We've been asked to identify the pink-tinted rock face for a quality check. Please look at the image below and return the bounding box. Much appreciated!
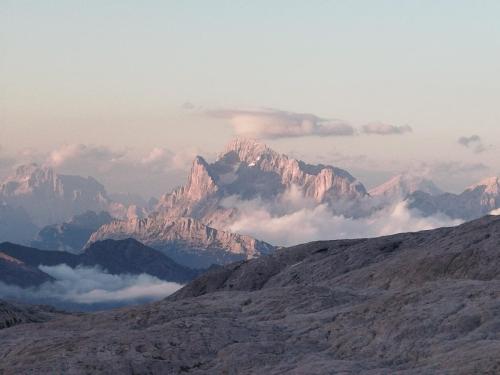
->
[0,164,145,228]
[0,164,113,226]
[156,138,368,227]
[87,215,274,267]
[369,173,443,200]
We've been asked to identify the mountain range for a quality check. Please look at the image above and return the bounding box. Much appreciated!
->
[0,163,151,231]
[87,138,369,266]
[2,139,500,270]
[0,164,113,227]
[88,215,275,268]
[408,176,500,220]
[3,216,500,373]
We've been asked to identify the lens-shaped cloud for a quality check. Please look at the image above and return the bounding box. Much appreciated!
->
[207,108,355,139]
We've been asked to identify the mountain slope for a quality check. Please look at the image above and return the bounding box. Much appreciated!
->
[87,215,275,268]
[3,216,500,373]
[0,252,54,287]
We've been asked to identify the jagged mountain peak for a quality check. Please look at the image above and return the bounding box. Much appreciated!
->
[0,163,124,227]
[3,164,56,191]
[220,138,278,164]
[220,138,361,181]
[156,138,368,226]
[2,163,104,194]
[370,173,443,198]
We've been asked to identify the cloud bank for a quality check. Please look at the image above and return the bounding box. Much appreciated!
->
[224,187,461,247]
[0,264,182,308]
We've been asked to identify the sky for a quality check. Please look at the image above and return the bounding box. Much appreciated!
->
[1,1,500,197]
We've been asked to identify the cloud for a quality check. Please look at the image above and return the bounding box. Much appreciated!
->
[205,106,413,139]
[140,146,199,171]
[141,147,169,165]
[222,186,461,247]
[48,144,126,169]
[362,123,412,135]
[207,108,355,139]
[0,264,182,308]
[458,135,487,154]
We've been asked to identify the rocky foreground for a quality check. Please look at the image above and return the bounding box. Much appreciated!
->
[3,216,500,374]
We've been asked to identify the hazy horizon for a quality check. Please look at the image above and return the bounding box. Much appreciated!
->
[2,1,500,197]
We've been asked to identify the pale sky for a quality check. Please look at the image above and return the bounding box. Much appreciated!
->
[1,1,499,196]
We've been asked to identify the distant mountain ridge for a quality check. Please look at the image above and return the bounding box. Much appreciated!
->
[408,176,500,220]
[0,251,54,287]
[0,164,112,226]
[0,239,199,286]
[88,215,275,269]
[0,163,149,230]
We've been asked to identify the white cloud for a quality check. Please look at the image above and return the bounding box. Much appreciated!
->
[140,146,201,171]
[48,144,125,169]
[0,264,182,305]
[207,108,355,139]
[141,147,170,165]
[205,107,414,139]
[225,187,461,246]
